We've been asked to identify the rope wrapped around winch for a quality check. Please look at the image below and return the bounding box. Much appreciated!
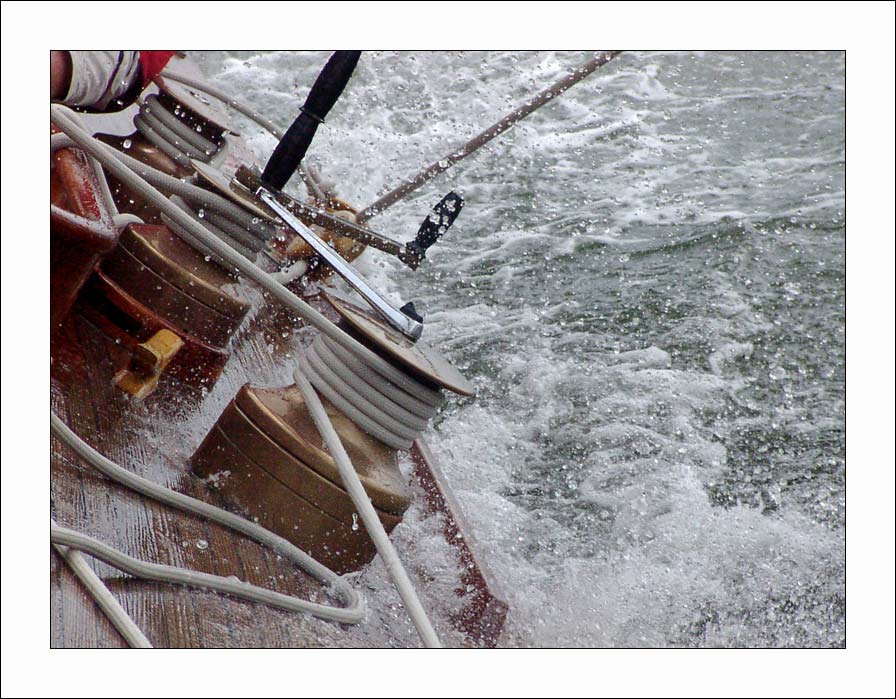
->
[300,332,443,451]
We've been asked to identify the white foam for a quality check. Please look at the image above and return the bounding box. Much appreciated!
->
[183,50,845,647]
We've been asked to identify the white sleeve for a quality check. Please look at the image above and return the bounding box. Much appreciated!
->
[62,51,141,110]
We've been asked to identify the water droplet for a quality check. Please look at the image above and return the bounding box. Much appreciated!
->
[351,513,359,531]
[122,139,132,150]
[196,539,209,550]
[769,366,787,381]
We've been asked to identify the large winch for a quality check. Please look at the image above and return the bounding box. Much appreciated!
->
[193,290,475,573]
[182,50,474,572]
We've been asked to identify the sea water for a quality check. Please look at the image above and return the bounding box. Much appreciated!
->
[192,50,845,647]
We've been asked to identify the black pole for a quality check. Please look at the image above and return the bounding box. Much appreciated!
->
[261,50,361,191]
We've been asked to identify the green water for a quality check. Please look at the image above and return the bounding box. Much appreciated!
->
[196,50,845,647]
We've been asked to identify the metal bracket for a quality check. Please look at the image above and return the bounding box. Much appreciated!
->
[233,166,425,269]
[256,187,424,341]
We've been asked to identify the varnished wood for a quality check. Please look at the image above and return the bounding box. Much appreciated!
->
[51,310,365,647]
[50,145,120,340]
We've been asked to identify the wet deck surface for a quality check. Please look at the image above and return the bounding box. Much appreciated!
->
[50,279,508,649]
[50,298,376,648]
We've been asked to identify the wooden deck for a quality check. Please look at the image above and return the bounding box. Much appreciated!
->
[51,288,507,648]
[52,296,354,647]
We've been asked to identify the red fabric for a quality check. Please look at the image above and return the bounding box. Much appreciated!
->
[138,51,177,87]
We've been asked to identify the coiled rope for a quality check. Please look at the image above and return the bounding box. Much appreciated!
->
[159,69,327,201]
[135,94,219,165]
[51,104,442,647]
[299,332,444,451]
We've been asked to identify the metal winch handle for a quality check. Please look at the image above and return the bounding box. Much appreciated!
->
[257,187,425,341]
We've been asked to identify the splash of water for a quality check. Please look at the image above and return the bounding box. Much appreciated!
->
[190,50,844,647]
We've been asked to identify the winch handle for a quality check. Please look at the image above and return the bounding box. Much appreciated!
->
[261,50,361,191]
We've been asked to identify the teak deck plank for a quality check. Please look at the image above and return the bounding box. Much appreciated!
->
[50,298,359,648]
[51,283,508,648]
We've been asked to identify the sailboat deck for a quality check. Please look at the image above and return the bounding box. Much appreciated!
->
[50,293,508,648]
[51,302,371,648]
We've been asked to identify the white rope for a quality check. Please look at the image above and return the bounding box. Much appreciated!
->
[112,213,144,228]
[315,334,440,419]
[133,113,193,166]
[51,413,366,629]
[133,94,216,163]
[52,537,153,648]
[297,352,412,451]
[142,93,219,155]
[292,370,442,647]
[51,522,361,622]
[270,258,309,284]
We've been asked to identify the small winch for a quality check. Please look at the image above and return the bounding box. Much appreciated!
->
[70,61,255,393]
